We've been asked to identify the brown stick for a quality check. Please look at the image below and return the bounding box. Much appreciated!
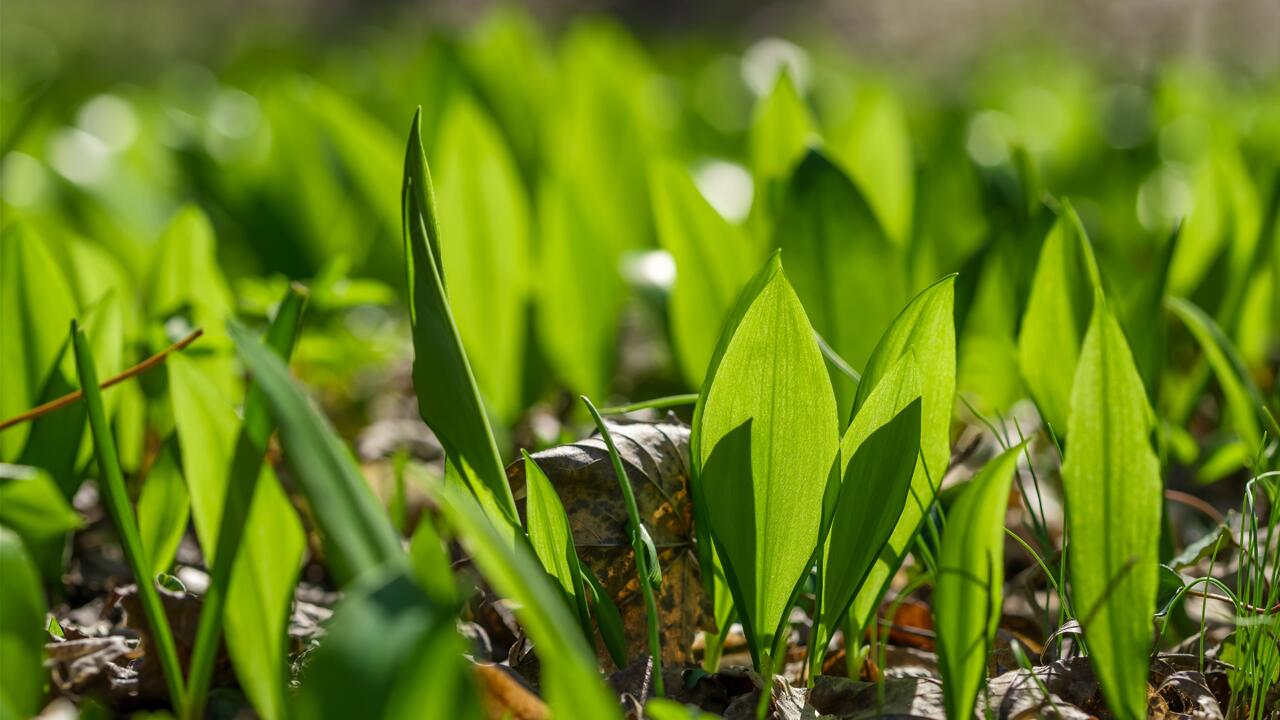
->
[0,328,204,431]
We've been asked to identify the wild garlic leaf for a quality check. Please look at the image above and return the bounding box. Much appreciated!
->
[649,158,756,388]
[0,221,79,461]
[812,356,922,673]
[522,450,592,638]
[0,463,83,582]
[228,320,402,582]
[934,443,1024,720]
[775,149,907,416]
[401,109,519,528]
[749,70,816,188]
[432,480,620,719]
[847,275,956,633]
[0,528,47,720]
[1018,201,1103,436]
[832,85,914,246]
[168,353,305,720]
[533,171,624,401]
[1062,296,1161,720]
[434,97,530,423]
[135,440,189,578]
[408,515,459,607]
[1168,295,1279,454]
[695,251,838,667]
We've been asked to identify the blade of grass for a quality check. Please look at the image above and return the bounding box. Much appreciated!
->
[185,285,308,720]
[582,395,665,696]
[72,321,187,713]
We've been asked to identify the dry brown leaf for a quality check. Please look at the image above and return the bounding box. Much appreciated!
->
[473,661,549,720]
[507,416,708,668]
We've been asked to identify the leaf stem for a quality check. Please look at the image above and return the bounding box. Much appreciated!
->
[0,328,204,431]
[581,395,665,698]
[597,393,698,416]
[73,321,187,713]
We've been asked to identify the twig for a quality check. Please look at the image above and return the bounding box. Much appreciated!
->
[0,329,204,431]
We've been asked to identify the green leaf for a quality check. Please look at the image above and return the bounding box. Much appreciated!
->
[433,97,530,423]
[401,109,519,528]
[522,450,592,639]
[533,170,624,400]
[1018,201,1103,435]
[1168,295,1279,454]
[431,480,619,719]
[294,566,479,720]
[228,320,402,583]
[135,440,189,578]
[774,150,907,416]
[812,359,922,673]
[0,221,79,461]
[168,352,305,720]
[72,322,187,712]
[0,463,82,581]
[749,70,816,187]
[847,275,957,632]
[408,515,459,607]
[832,85,914,245]
[649,158,756,388]
[695,251,838,668]
[582,564,628,668]
[1062,296,1162,720]
[934,443,1024,720]
[0,527,47,720]
[1122,227,1178,402]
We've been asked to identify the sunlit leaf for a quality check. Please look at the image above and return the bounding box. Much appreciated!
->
[649,158,756,388]
[401,109,519,528]
[775,149,907,415]
[934,443,1024,720]
[433,96,530,423]
[522,450,592,640]
[749,70,816,187]
[1018,201,1103,435]
[847,275,956,632]
[694,251,837,668]
[0,463,82,582]
[1062,296,1161,720]
[832,84,914,245]
[134,440,188,578]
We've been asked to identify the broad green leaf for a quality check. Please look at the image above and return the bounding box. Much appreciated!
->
[401,109,518,528]
[1018,202,1103,435]
[832,85,914,245]
[0,527,46,720]
[431,480,620,719]
[0,463,82,582]
[1062,297,1161,720]
[72,323,187,712]
[848,275,956,633]
[433,97,530,423]
[934,443,1024,720]
[749,70,816,186]
[294,566,479,720]
[228,320,402,580]
[533,171,624,401]
[168,354,304,720]
[0,221,78,460]
[695,252,838,667]
[135,441,189,578]
[775,150,906,416]
[812,358,922,673]
[1168,296,1279,454]
[649,158,756,388]
[523,451,591,636]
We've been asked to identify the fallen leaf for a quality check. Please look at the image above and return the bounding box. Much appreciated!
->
[507,416,708,668]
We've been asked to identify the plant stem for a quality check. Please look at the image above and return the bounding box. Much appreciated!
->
[0,328,204,431]
[582,395,665,698]
[73,321,188,714]
[598,393,698,416]
[184,286,307,720]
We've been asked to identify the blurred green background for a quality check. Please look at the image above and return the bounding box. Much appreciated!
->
[3,0,1277,464]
